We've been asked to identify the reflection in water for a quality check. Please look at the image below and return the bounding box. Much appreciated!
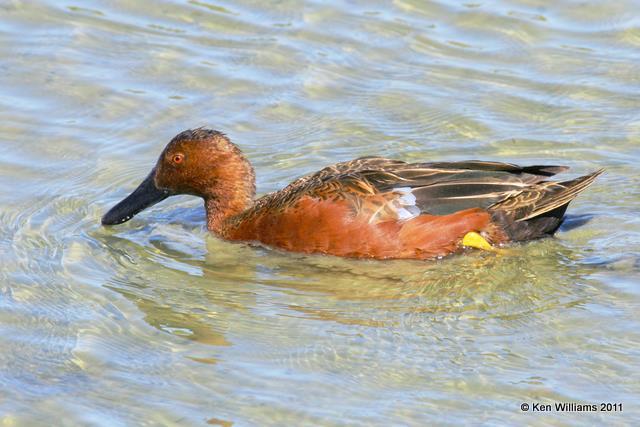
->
[106,285,231,347]
[102,219,600,350]
[206,417,234,427]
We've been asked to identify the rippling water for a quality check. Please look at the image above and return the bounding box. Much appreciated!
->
[1,0,639,425]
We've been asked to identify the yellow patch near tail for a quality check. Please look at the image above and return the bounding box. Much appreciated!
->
[462,231,506,254]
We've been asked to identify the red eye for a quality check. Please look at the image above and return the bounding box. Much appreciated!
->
[172,153,184,164]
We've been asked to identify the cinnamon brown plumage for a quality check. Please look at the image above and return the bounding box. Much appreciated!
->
[102,128,603,260]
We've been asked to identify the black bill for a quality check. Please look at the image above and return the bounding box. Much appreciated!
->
[101,170,170,225]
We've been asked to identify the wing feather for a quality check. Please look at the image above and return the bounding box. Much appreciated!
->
[246,158,579,222]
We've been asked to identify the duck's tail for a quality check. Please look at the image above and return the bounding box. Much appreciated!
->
[489,169,604,241]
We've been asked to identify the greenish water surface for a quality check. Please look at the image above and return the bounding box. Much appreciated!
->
[1,0,639,425]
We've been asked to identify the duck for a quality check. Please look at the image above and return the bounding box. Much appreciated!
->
[102,128,603,260]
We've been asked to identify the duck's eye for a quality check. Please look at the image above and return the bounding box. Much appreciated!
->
[172,153,184,164]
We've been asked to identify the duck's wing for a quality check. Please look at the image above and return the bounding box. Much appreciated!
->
[265,158,571,222]
[333,159,570,217]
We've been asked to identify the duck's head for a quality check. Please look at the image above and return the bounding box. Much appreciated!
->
[102,128,255,228]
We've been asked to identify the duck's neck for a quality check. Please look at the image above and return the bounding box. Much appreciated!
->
[203,155,256,235]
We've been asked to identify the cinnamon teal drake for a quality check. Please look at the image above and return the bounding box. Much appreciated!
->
[102,128,603,260]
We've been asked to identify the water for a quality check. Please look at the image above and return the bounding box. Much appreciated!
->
[1,0,639,425]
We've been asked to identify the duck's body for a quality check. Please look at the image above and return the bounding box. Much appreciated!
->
[102,129,602,260]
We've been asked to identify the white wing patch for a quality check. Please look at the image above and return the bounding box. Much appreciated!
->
[392,187,421,220]
[366,187,421,224]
